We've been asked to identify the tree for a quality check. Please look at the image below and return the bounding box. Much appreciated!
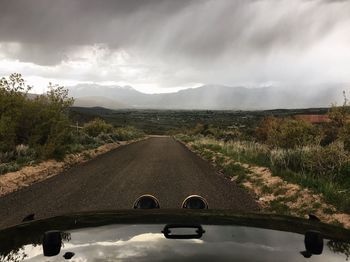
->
[0,73,32,152]
[0,73,75,160]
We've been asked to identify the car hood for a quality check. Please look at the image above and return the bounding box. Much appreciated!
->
[0,210,349,261]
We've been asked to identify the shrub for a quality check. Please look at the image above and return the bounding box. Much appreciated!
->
[82,119,114,137]
[14,144,36,165]
[174,134,194,143]
[96,133,115,144]
[270,147,312,174]
[340,123,350,151]
[306,142,349,182]
[75,132,96,145]
[0,162,20,174]
[328,91,349,128]
[269,142,349,183]
[113,127,144,141]
[15,144,30,157]
[322,92,350,146]
[0,151,15,163]
[256,117,319,149]
[67,143,85,154]
[191,137,270,167]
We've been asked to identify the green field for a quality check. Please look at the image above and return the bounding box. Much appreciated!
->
[69,106,329,135]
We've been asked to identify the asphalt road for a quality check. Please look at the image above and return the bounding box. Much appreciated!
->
[0,137,259,229]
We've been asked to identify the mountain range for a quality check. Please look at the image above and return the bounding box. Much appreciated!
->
[68,84,350,110]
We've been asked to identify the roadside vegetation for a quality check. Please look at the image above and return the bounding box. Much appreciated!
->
[176,94,350,225]
[0,73,144,175]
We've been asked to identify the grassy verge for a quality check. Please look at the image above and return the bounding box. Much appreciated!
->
[274,169,350,213]
[0,126,145,176]
[176,134,350,221]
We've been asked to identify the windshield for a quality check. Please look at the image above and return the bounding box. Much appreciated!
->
[0,0,349,251]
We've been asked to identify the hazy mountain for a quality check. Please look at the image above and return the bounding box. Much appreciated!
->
[68,84,152,107]
[68,84,350,110]
[73,96,128,109]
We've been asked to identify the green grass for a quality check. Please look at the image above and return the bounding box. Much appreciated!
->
[200,149,215,159]
[268,199,290,215]
[273,169,350,213]
[0,162,20,174]
[222,162,249,176]
[227,148,269,167]
[261,184,274,194]
[313,202,322,209]
[0,155,41,175]
[0,128,143,176]
[181,136,350,214]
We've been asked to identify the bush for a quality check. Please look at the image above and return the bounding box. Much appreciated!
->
[96,133,115,144]
[0,162,20,175]
[174,134,194,143]
[190,137,270,167]
[113,127,144,141]
[270,147,315,174]
[82,119,114,137]
[0,151,15,163]
[341,123,350,151]
[269,142,349,183]
[256,117,319,149]
[67,143,85,154]
[322,92,350,146]
[75,132,96,145]
[305,142,349,181]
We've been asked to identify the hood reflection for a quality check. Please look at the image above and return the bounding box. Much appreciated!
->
[3,225,349,262]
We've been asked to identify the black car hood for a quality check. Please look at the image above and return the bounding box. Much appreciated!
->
[0,210,349,261]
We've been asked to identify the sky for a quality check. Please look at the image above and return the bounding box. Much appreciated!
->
[0,0,349,94]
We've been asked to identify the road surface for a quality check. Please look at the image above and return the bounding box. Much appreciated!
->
[0,137,259,229]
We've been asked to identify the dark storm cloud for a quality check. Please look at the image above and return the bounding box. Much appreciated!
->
[0,0,349,93]
[0,0,349,66]
[0,0,199,64]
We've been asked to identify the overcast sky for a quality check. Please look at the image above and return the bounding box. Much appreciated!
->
[0,0,349,93]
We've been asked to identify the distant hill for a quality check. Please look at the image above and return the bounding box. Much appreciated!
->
[68,84,150,108]
[67,84,350,110]
[73,96,127,109]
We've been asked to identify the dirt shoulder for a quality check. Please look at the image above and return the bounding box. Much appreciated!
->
[0,138,146,197]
